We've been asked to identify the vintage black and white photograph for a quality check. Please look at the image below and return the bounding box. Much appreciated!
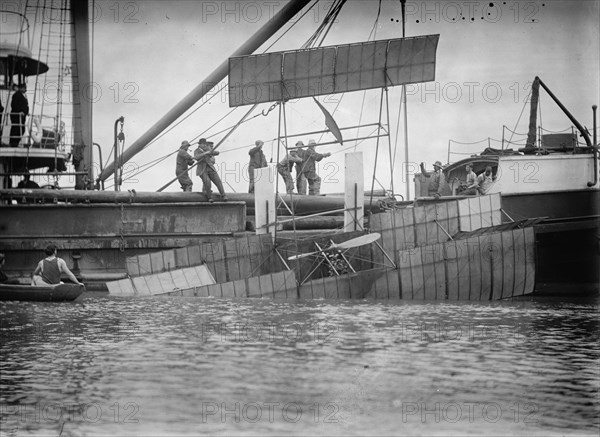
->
[0,0,598,436]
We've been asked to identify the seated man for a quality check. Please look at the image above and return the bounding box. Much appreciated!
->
[31,244,83,286]
[457,164,478,195]
[17,172,40,189]
[477,166,496,195]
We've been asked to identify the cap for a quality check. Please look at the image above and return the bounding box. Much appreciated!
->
[433,161,443,168]
[295,141,304,147]
[198,138,207,144]
[255,140,264,146]
[181,140,190,148]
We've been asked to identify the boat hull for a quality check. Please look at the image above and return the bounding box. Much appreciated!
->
[0,283,84,302]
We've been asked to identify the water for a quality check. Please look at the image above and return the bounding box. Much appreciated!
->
[1,293,598,436]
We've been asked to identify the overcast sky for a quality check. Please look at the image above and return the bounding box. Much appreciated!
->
[82,1,599,195]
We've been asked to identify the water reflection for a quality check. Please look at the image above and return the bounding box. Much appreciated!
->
[1,295,598,435]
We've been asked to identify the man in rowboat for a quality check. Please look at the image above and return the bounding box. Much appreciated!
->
[31,245,83,286]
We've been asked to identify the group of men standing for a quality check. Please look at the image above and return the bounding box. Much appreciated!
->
[176,138,331,198]
[425,160,495,198]
[276,139,331,195]
[175,138,227,201]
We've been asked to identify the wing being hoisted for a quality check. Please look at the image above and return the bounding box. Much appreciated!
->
[228,35,439,107]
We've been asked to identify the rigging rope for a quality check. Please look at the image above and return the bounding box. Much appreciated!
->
[120,2,321,184]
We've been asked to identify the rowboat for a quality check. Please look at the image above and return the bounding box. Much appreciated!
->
[0,283,84,302]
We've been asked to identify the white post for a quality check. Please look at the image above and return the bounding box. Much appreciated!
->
[254,165,277,240]
[344,152,364,231]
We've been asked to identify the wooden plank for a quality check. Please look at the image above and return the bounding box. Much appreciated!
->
[456,239,471,300]
[170,269,189,290]
[457,197,471,232]
[195,265,216,285]
[195,284,210,297]
[512,228,526,297]
[162,249,176,272]
[387,269,400,299]
[182,266,202,287]
[132,276,151,296]
[467,237,482,300]
[310,278,326,299]
[491,232,504,300]
[284,270,297,298]
[258,273,275,298]
[232,279,247,298]
[470,197,483,230]
[206,283,222,297]
[272,271,295,299]
[446,200,459,236]
[137,253,152,276]
[247,276,261,297]
[444,241,459,300]
[224,238,241,281]
[106,279,124,296]
[424,203,438,245]
[501,230,516,299]
[410,246,425,300]
[174,247,190,269]
[375,212,393,266]
[523,227,536,296]
[298,283,313,299]
[490,193,502,226]
[435,202,450,244]
[413,204,428,247]
[125,256,140,277]
[479,235,492,300]
[398,247,414,299]
[235,236,252,278]
[150,251,165,274]
[401,207,415,249]
[332,276,353,299]
[157,271,175,293]
[144,273,164,295]
[221,281,235,298]
[187,244,202,265]
[373,268,390,299]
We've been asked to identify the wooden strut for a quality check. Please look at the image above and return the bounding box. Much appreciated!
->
[501,208,515,222]
[433,219,453,240]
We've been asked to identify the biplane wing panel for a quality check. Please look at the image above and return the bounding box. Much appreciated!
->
[228,34,439,107]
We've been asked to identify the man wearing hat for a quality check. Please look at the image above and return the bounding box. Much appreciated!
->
[176,141,195,192]
[302,139,331,196]
[294,141,308,195]
[10,83,29,147]
[427,160,446,198]
[277,148,303,194]
[195,138,227,201]
[247,140,268,193]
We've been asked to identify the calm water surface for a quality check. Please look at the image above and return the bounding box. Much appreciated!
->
[1,293,598,436]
